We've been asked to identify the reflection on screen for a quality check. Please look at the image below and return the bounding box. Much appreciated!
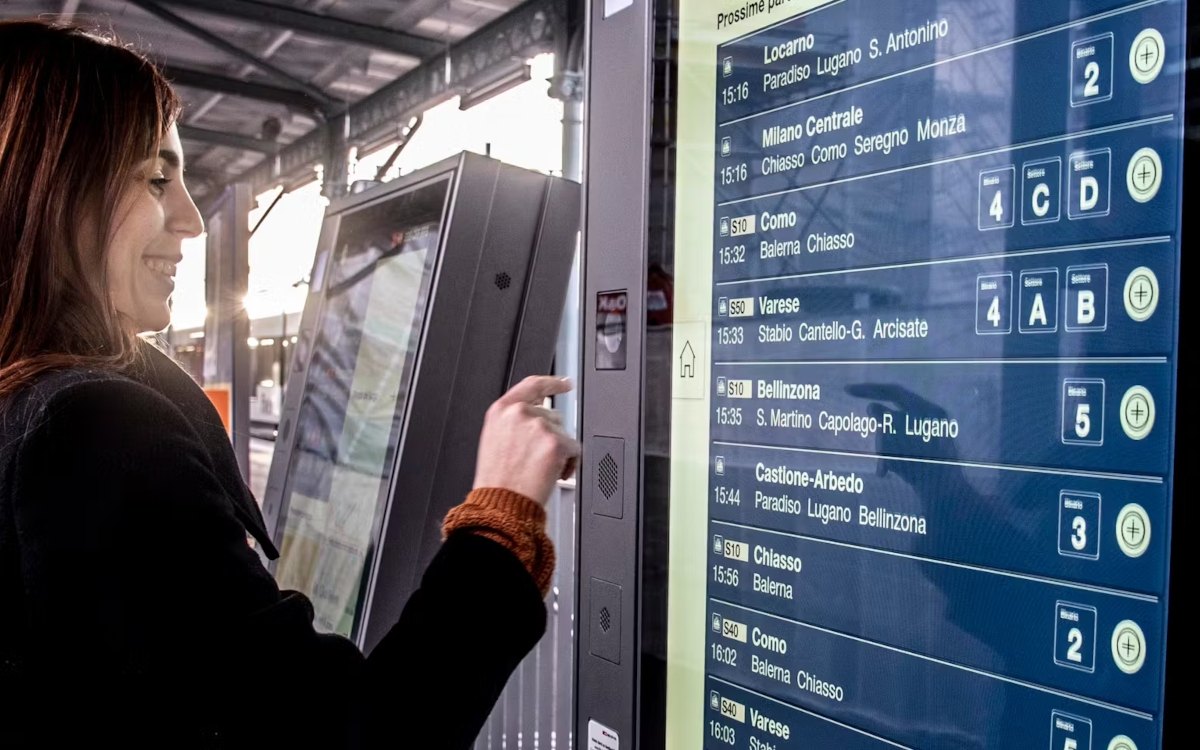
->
[275,185,444,637]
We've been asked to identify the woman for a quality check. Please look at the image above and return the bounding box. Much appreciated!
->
[0,20,579,746]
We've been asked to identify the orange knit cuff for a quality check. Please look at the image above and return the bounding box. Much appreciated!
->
[442,488,556,596]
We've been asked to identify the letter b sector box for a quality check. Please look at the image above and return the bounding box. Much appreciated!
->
[578,1,1188,749]
[261,153,579,651]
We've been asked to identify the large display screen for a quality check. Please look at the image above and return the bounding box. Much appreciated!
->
[274,182,446,637]
[665,2,1184,748]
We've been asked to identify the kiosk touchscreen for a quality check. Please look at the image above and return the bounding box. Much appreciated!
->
[261,152,579,651]
[578,1,1188,748]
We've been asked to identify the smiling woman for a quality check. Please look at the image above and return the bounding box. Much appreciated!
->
[0,20,185,397]
[105,133,205,334]
[0,19,578,748]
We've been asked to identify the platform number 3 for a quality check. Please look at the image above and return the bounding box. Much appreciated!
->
[1071,516,1088,551]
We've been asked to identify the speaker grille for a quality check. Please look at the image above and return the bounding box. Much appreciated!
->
[494,271,511,290]
[598,454,619,499]
[599,606,611,633]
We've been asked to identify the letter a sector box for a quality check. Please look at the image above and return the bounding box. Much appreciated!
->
[577,1,1190,748]
[261,153,579,652]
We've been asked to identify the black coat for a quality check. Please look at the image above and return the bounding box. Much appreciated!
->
[0,345,546,747]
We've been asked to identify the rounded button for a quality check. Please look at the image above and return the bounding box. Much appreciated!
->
[1127,148,1162,203]
[1108,736,1138,750]
[1119,386,1155,440]
[1116,503,1151,558]
[1111,620,1146,674]
[1129,29,1164,84]
[1123,267,1159,322]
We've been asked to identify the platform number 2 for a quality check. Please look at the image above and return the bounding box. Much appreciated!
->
[1066,628,1084,663]
[1083,62,1101,98]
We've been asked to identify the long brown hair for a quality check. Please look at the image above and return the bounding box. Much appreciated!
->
[0,20,181,399]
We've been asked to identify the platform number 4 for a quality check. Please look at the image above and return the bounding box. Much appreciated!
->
[986,296,1002,327]
[990,190,1005,223]
[978,166,1015,230]
[976,273,1012,335]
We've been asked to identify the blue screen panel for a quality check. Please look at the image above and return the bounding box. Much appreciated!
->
[703,2,1184,749]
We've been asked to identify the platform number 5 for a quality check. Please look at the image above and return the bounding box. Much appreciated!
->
[1074,404,1091,438]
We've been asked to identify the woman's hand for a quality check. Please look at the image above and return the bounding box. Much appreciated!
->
[474,376,581,505]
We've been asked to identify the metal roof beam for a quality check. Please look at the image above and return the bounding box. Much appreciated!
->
[126,0,339,112]
[179,124,280,153]
[243,0,564,191]
[155,0,443,59]
[162,65,326,114]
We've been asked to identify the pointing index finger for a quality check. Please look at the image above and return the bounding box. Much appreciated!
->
[499,375,573,405]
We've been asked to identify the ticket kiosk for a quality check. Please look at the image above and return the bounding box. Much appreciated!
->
[261,153,579,652]
[577,1,1189,748]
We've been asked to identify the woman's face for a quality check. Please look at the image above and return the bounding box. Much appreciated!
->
[106,126,204,333]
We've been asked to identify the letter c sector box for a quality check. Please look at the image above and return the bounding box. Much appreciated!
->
[260,153,579,651]
[579,0,1188,749]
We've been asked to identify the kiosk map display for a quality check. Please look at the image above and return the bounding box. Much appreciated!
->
[665,1,1185,748]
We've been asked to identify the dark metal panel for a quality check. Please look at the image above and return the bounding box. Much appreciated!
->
[555,485,577,750]
[358,155,498,652]
[162,65,325,113]
[153,0,442,59]
[179,124,280,153]
[576,0,654,743]
[508,177,581,385]
[375,158,555,646]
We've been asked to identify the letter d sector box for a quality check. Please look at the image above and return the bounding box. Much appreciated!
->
[578,1,1189,749]
[261,153,579,652]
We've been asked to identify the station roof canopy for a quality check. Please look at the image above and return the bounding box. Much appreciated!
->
[1,0,564,198]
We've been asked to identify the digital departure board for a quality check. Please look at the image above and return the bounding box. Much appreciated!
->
[264,154,580,660]
[661,2,1186,749]
[273,182,444,636]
